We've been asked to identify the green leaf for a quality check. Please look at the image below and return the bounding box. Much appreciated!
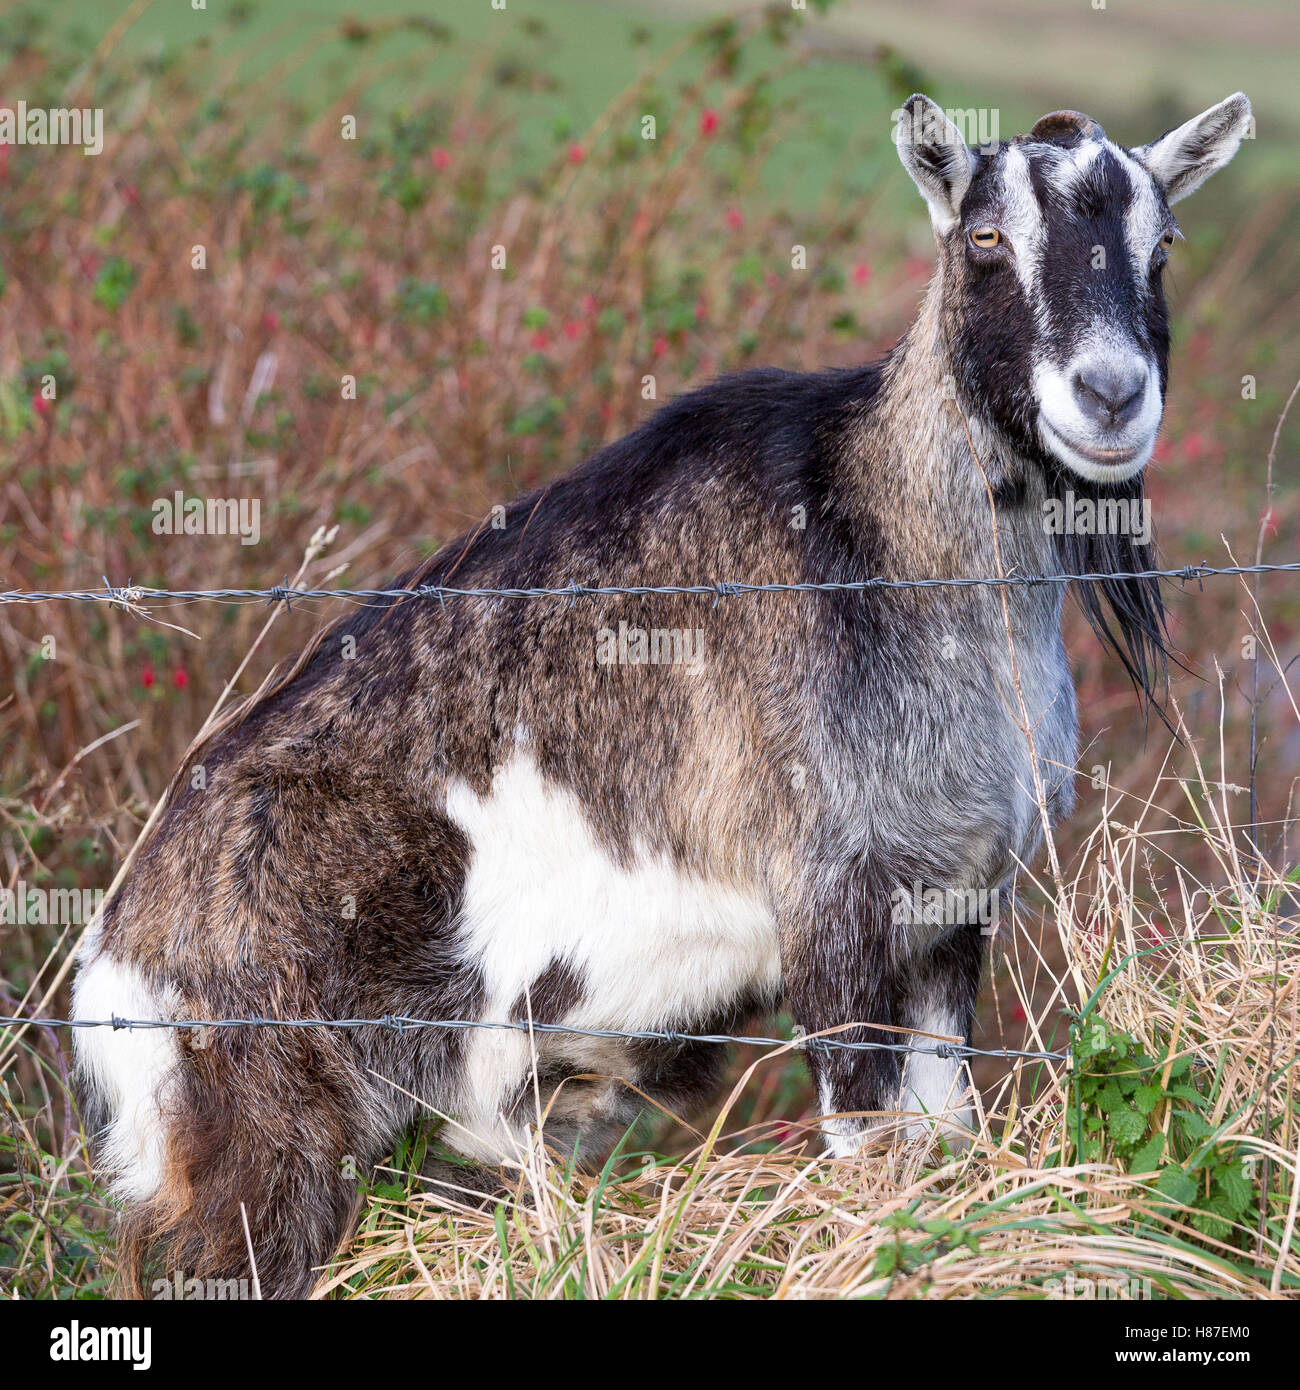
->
[1133,1084,1162,1115]
[1191,1195,1235,1243]
[92,258,136,312]
[1178,1111,1213,1141]
[1191,1210,1231,1242]
[1098,1082,1127,1114]
[1129,1133,1165,1174]
[920,1219,956,1237]
[1109,1107,1146,1147]
[1165,1084,1202,1103]
[1155,1166,1198,1206]
[1218,1164,1254,1216]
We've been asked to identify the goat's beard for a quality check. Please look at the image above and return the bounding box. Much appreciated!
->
[1045,465,1171,716]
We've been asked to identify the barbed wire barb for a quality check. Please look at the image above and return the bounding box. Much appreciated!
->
[0,1012,1068,1063]
[0,558,1297,610]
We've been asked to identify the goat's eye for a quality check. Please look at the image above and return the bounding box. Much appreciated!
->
[1159,232,1175,251]
[969,226,1001,249]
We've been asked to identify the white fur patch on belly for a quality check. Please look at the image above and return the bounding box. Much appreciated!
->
[72,953,180,1201]
[444,751,780,1157]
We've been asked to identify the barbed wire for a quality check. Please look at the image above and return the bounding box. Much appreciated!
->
[4,558,1293,1073]
[0,1013,1068,1062]
[0,559,1298,611]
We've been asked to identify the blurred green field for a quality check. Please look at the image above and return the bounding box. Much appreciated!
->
[16,0,1296,213]
[753,0,1299,159]
[8,0,887,208]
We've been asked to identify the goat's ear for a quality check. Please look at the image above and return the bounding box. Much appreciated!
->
[1133,93,1252,204]
[894,94,975,235]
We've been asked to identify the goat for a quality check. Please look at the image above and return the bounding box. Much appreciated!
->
[73,92,1252,1297]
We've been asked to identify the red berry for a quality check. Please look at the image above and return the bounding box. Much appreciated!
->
[431,147,451,171]
[725,208,743,232]
[141,667,155,689]
[700,108,719,137]
[852,262,871,287]
[567,144,585,165]
[173,668,189,689]
[261,311,280,334]
[31,393,50,416]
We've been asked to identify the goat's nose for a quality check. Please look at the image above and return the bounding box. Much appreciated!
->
[1071,362,1147,429]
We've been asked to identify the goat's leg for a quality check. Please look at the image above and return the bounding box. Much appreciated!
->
[779,880,906,1155]
[895,921,985,1142]
[105,1023,385,1299]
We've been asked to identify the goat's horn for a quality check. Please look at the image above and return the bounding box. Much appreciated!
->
[1028,110,1105,143]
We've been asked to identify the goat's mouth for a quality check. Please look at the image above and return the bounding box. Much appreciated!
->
[1038,416,1154,483]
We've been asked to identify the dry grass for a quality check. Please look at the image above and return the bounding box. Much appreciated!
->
[329,1152,1273,1301]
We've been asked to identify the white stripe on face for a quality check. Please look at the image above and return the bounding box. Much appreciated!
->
[1115,141,1167,283]
[997,144,1045,301]
[1046,138,1104,196]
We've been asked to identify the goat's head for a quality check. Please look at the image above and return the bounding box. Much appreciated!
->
[895,93,1251,484]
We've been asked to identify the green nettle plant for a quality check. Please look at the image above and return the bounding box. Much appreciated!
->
[1068,1013,1260,1246]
